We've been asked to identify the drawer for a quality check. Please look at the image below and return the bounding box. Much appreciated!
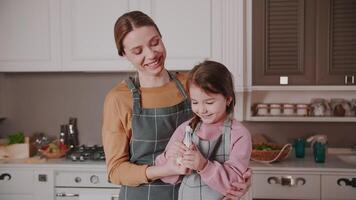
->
[252,173,320,199]
[55,171,119,188]
[321,174,356,200]
[0,169,33,194]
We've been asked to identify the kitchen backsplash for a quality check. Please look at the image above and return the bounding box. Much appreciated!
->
[0,72,355,147]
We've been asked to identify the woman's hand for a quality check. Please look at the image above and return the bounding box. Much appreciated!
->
[222,168,252,200]
[181,145,207,171]
[165,157,191,175]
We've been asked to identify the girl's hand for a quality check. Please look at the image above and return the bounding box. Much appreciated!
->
[222,168,252,200]
[165,140,189,160]
[165,157,191,175]
[182,144,207,171]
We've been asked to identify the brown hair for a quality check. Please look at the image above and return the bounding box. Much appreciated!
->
[114,11,162,56]
[187,60,236,130]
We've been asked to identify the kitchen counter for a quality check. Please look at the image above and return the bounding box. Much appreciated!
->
[1,153,355,172]
[250,153,356,173]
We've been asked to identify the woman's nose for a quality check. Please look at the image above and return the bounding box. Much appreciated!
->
[145,47,157,59]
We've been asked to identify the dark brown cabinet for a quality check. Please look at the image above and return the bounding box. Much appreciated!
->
[253,0,356,86]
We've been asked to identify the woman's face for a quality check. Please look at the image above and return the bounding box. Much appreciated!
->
[122,26,166,77]
[189,84,232,124]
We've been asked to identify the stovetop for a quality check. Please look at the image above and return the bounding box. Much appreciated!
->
[66,145,105,161]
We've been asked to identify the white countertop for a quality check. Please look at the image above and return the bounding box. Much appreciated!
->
[1,153,355,173]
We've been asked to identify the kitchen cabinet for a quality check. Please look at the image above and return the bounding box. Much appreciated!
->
[0,0,243,74]
[252,171,320,200]
[321,173,356,200]
[0,0,61,72]
[252,0,356,86]
[0,167,54,200]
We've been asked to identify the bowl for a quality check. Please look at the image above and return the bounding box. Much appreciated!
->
[251,143,292,163]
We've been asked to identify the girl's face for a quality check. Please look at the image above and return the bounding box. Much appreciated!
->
[189,84,232,124]
[122,26,166,77]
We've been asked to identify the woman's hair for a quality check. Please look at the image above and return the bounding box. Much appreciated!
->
[114,11,162,56]
[187,60,236,130]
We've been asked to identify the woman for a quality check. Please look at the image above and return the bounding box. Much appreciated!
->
[102,10,250,200]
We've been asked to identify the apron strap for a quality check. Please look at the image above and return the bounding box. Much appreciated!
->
[126,76,142,114]
[168,72,189,99]
[222,117,232,162]
[126,71,189,114]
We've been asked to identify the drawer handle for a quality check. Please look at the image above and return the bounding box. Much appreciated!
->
[337,178,356,188]
[296,177,306,185]
[0,173,11,181]
[111,194,119,200]
[267,176,306,186]
[56,193,79,197]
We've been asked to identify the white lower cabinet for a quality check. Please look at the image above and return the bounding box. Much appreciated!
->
[0,167,54,200]
[321,174,356,200]
[252,172,320,200]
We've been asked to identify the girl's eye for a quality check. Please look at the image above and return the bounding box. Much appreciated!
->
[191,101,198,105]
[206,101,214,105]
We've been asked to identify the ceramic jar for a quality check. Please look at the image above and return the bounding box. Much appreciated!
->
[270,104,282,116]
[283,104,295,115]
[296,104,309,116]
[256,104,269,116]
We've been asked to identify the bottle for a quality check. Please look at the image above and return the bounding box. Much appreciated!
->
[59,124,68,146]
[67,117,79,149]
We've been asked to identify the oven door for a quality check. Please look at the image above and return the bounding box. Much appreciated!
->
[55,188,119,200]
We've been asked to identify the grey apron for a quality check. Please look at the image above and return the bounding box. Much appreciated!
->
[178,118,232,200]
[119,72,192,200]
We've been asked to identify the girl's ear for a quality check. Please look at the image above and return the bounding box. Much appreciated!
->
[226,96,233,106]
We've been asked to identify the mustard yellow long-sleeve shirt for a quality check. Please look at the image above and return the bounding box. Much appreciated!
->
[102,72,188,186]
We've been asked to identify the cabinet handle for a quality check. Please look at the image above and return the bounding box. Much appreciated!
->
[0,173,11,180]
[111,194,119,200]
[267,176,306,187]
[296,177,306,185]
[345,75,354,85]
[56,193,79,197]
[337,178,356,188]
[267,176,279,184]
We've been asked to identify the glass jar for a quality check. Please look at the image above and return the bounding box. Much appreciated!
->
[283,104,295,116]
[270,104,282,116]
[256,104,269,116]
[296,104,308,116]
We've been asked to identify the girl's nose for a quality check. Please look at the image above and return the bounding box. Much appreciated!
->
[199,105,207,114]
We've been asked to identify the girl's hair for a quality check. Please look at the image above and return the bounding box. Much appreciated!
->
[187,60,236,130]
[114,11,162,56]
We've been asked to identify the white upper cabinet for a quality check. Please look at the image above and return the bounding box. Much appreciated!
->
[61,0,131,71]
[0,0,245,74]
[0,0,61,71]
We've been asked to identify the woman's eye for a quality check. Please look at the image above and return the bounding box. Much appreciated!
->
[191,101,198,105]
[151,39,159,46]
[132,49,142,55]
[206,101,214,105]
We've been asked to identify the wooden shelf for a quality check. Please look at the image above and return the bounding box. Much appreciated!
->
[246,116,356,122]
[249,86,356,91]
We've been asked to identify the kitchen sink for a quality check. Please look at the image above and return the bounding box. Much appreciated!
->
[337,155,356,166]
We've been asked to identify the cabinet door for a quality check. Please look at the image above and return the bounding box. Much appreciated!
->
[252,172,320,199]
[321,174,356,200]
[61,0,223,71]
[33,169,54,200]
[316,0,356,85]
[0,0,61,72]
[61,0,131,71]
[146,0,222,71]
[252,0,316,85]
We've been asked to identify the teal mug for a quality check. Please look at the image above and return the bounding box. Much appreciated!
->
[294,138,306,158]
[313,142,327,163]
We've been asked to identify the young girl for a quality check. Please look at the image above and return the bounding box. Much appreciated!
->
[155,60,252,200]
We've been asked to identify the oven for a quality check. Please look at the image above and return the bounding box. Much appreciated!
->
[55,170,120,200]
